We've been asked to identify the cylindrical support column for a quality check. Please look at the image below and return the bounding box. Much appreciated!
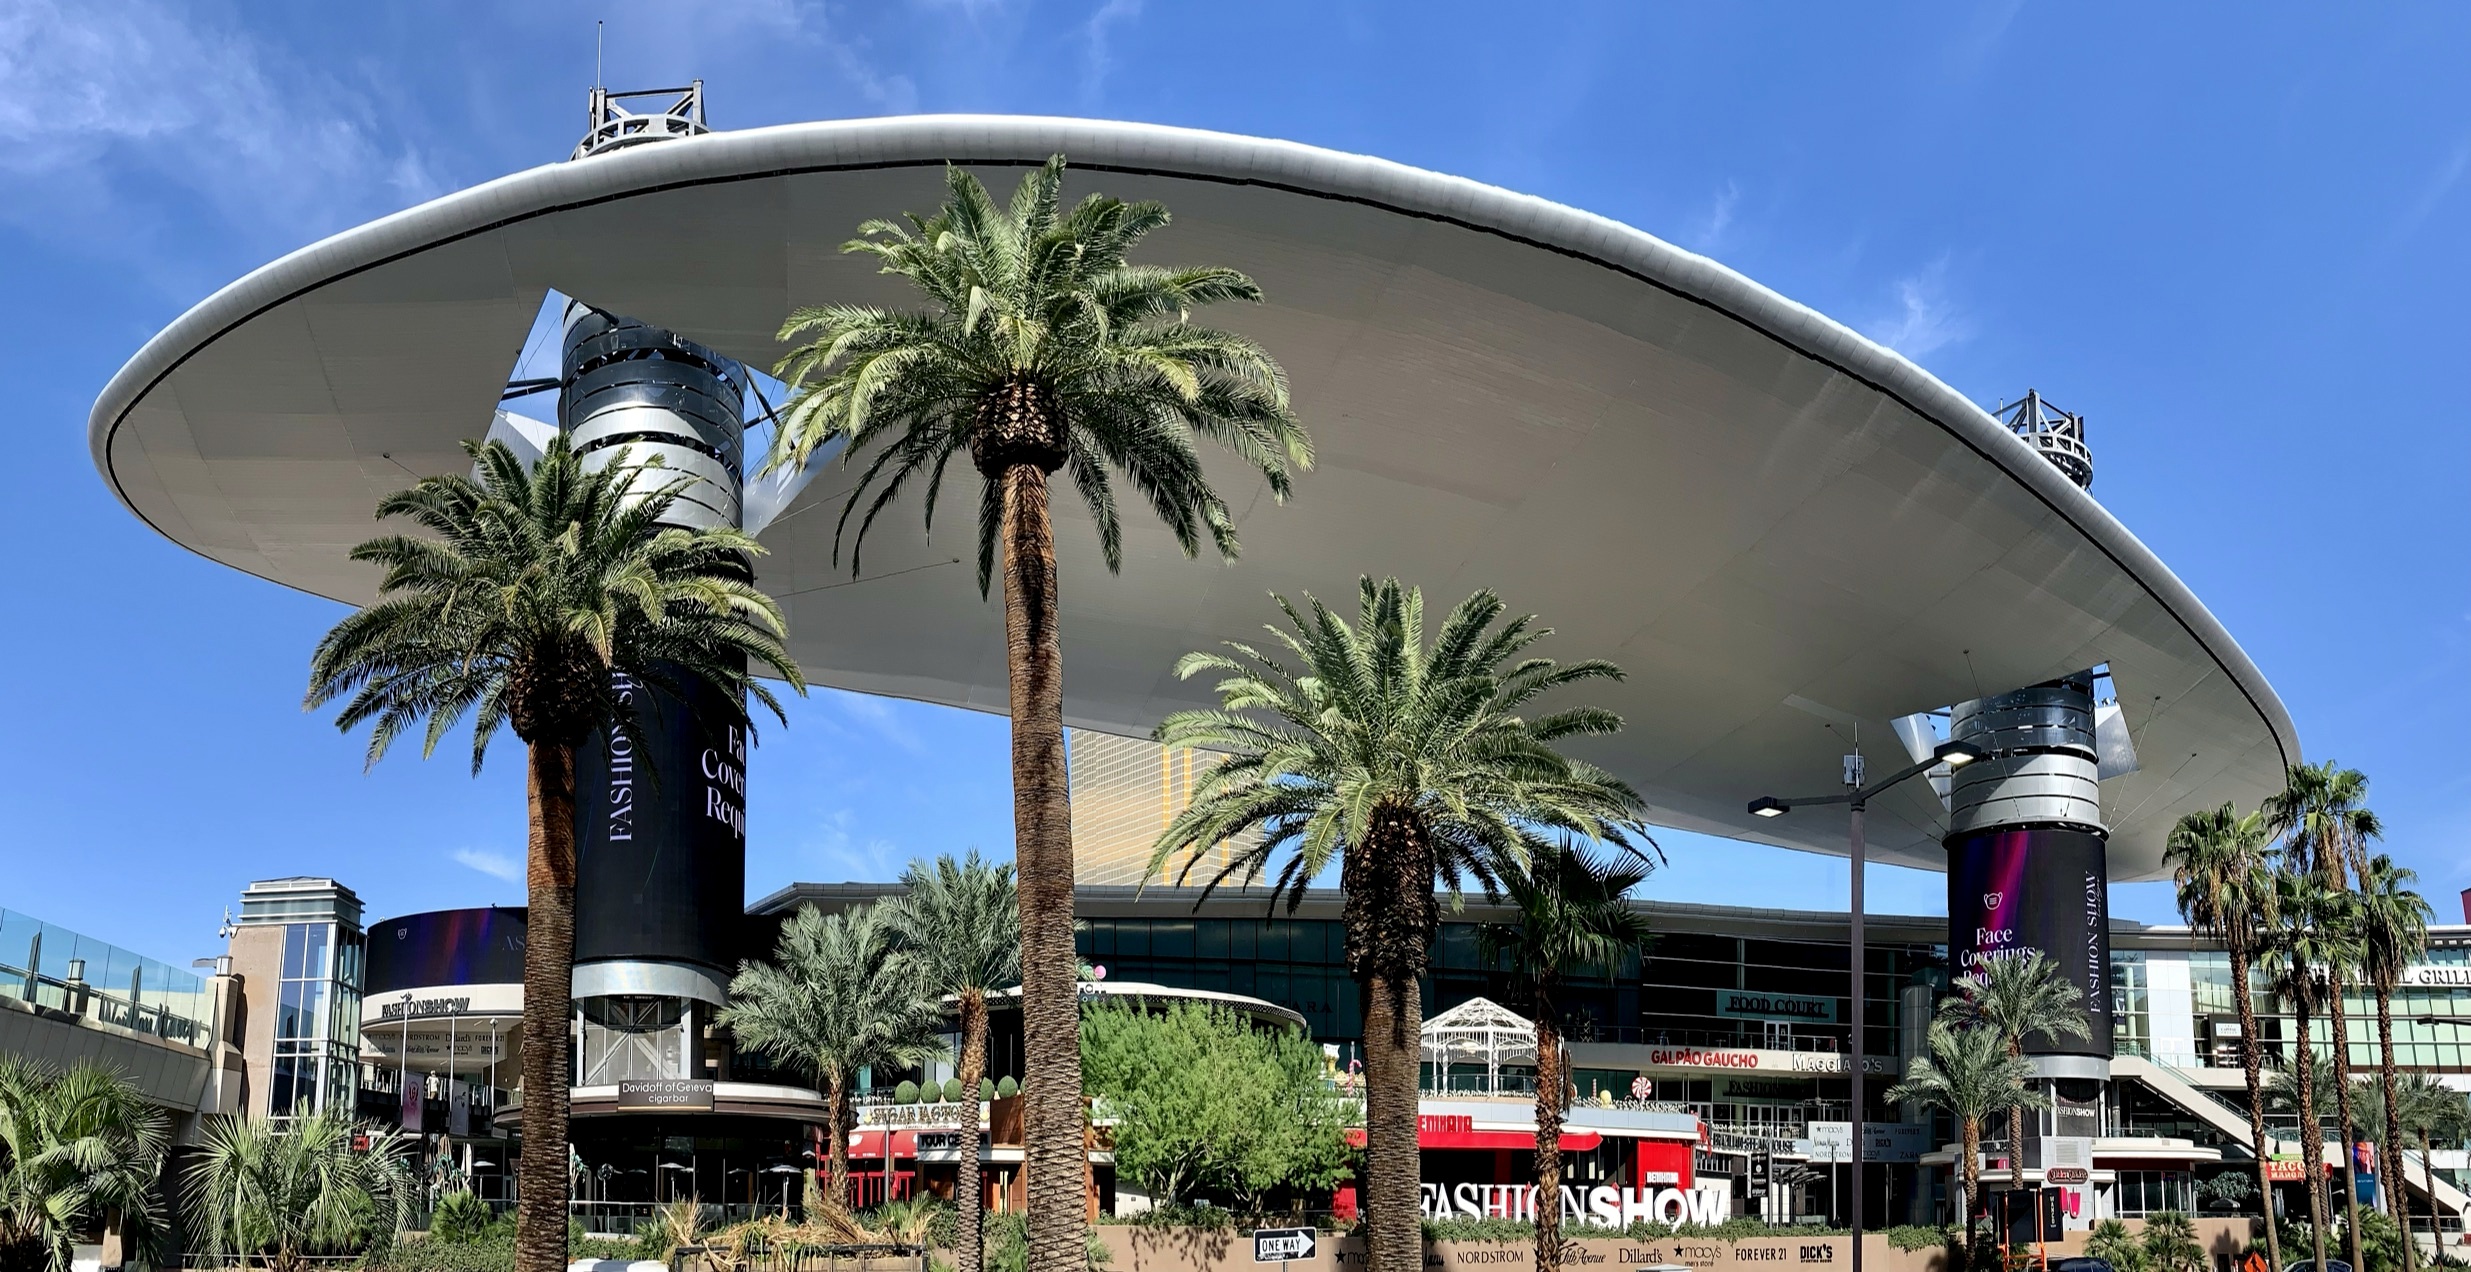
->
[1942,674,2112,1065]
[562,304,749,1053]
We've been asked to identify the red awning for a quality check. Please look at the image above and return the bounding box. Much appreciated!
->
[846,1130,920,1160]
[1344,1127,1602,1152]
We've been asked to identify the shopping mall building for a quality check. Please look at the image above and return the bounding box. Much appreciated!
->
[74,89,2466,1246]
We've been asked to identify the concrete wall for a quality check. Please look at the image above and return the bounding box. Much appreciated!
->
[0,992,210,1113]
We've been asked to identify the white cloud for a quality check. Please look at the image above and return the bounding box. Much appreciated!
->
[828,688,929,755]
[1685,180,1741,254]
[452,848,524,884]
[0,0,443,247]
[1864,254,1973,359]
[1080,0,1144,107]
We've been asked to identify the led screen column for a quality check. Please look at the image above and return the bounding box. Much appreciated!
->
[1942,675,2110,1060]
[559,305,748,1049]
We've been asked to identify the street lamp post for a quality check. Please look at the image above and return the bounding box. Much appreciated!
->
[1751,737,1986,1272]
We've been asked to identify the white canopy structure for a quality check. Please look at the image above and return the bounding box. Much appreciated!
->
[1422,997,1539,1095]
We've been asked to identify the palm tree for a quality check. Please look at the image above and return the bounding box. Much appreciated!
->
[1935,950,2090,1196]
[306,435,801,1272]
[2266,763,2384,1272]
[887,852,1021,1272]
[2140,1211,2205,1272]
[2168,801,2285,1272]
[1146,579,1652,1272]
[1886,1022,2049,1269]
[767,155,1310,1272]
[721,902,947,1222]
[2262,872,2361,1272]
[0,1059,169,1272]
[2396,1074,2471,1262]
[183,1111,415,1272]
[1477,841,1656,1272]
[2357,854,2432,1254]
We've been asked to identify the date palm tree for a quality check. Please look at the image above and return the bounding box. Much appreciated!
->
[1887,1021,2049,1270]
[0,1059,169,1272]
[184,1111,415,1272]
[306,435,801,1272]
[1478,840,1656,1272]
[887,852,1021,1272]
[2357,854,2432,1257]
[1936,950,2090,1195]
[2168,802,2284,1272]
[2263,872,2361,1272]
[2266,763,2383,1272]
[768,155,1309,1272]
[2397,1073,2471,1261]
[1147,579,1652,1272]
[721,902,946,1224]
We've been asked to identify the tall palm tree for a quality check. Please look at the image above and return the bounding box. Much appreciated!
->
[1936,951,2090,1195]
[2262,872,2361,1272]
[1146,579,1652,1272]
[2167,801,2284,1272]
[2266,763,2384,1272]
[2357,854,2432,1252]
[1478,841,1656,1272]
[721,902,947,1221]
[887,851,1022,1272]
[183,1111,415,1272]
[306,436,801,1272]
[768,155,1310,1272]
[1886,1022,2050,1270]
[0,1059,169,1272]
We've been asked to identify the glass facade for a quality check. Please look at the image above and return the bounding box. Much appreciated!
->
[269,920,364,1119]
[2112,1170,2196,1217]
[0,907,209,1045]
[2110,950,2150,1060]
[2179,946,2471,1072]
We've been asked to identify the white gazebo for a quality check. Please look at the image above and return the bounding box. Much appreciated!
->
[1422,998,1539,1096]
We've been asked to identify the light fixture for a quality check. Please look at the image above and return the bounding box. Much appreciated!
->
[1934,739,1988,767]
[1748,796,1789,818]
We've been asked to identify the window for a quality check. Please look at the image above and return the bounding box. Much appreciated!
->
[270,922,362,1122]
[2113,1170,2194,1217]
[2111,951,2150,1059]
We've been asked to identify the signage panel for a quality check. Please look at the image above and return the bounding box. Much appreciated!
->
[616,1079,716,1111]
[1714,991,1838,1024]
[575,667,749,974]
[1803,1122,1929,1163]
[1253,1229,1317,1263]
[1946,827,2113,1057]
[1631,1046,1893,1075]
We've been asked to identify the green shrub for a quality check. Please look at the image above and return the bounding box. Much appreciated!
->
[997,1076,1019,1098]
[430,1191,491,1245]
[985,1210,1109,1270]
[2086,1219,2147,1272]
[895,1079,921,1104]
[981,1078,997,1101]
[1887,1226,1957,1252]
[943,1078,965,1102]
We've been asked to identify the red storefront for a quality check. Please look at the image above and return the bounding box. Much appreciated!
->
[1332,1110,1702,1218]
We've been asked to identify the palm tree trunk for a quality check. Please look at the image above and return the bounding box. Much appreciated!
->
[2377,983,2414,1272]
[2296,999,2329,1272]
[826,1072,853,1213]
[2329,988,2367,1272]
[1962,1115,1985,1272]
[997,462,1086,1272]
[1533,1003,1564,1272]
[1360,968,1425,1272]
[958,989,990,1272]
[2234,947,2283,1272]
[2008,1038,2028,1195]
[516,741,578,1272]
[2417,1131,2438,1268]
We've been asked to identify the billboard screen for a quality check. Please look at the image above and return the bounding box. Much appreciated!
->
[365,908,527,993]
[1945,827,2112,1056]
[574,665,748,973]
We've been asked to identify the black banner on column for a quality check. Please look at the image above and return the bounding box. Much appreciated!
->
[574,664,748,974]
[1945,827,2112,1057]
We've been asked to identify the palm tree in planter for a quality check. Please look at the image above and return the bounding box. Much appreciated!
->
[0,1058,169,1272]
[1147,579,1653,1272]
[1886,1021,2048,1270]
[768,155,1310,1272]
[2262,872,2362,1272]
[184,1111,416,1272]
[306,435,801,1272]
[1478,840,1655,1272]
[887,851,1021,1272]
[1935,950,2090,1197]
[2167,801,2284,1272]
[2357,853,2432,1254]
[2266,762,2384,1272]
[721,902,946,1226]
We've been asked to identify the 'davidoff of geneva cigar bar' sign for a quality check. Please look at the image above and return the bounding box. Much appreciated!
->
[1421,1183,1730,1230]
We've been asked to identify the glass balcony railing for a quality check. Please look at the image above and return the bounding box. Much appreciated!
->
[0,908,210,1048]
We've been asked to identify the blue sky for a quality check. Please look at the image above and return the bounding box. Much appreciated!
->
[4,2,2467,966]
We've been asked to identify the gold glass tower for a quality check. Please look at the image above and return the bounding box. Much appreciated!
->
[1067,728,1238,888]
